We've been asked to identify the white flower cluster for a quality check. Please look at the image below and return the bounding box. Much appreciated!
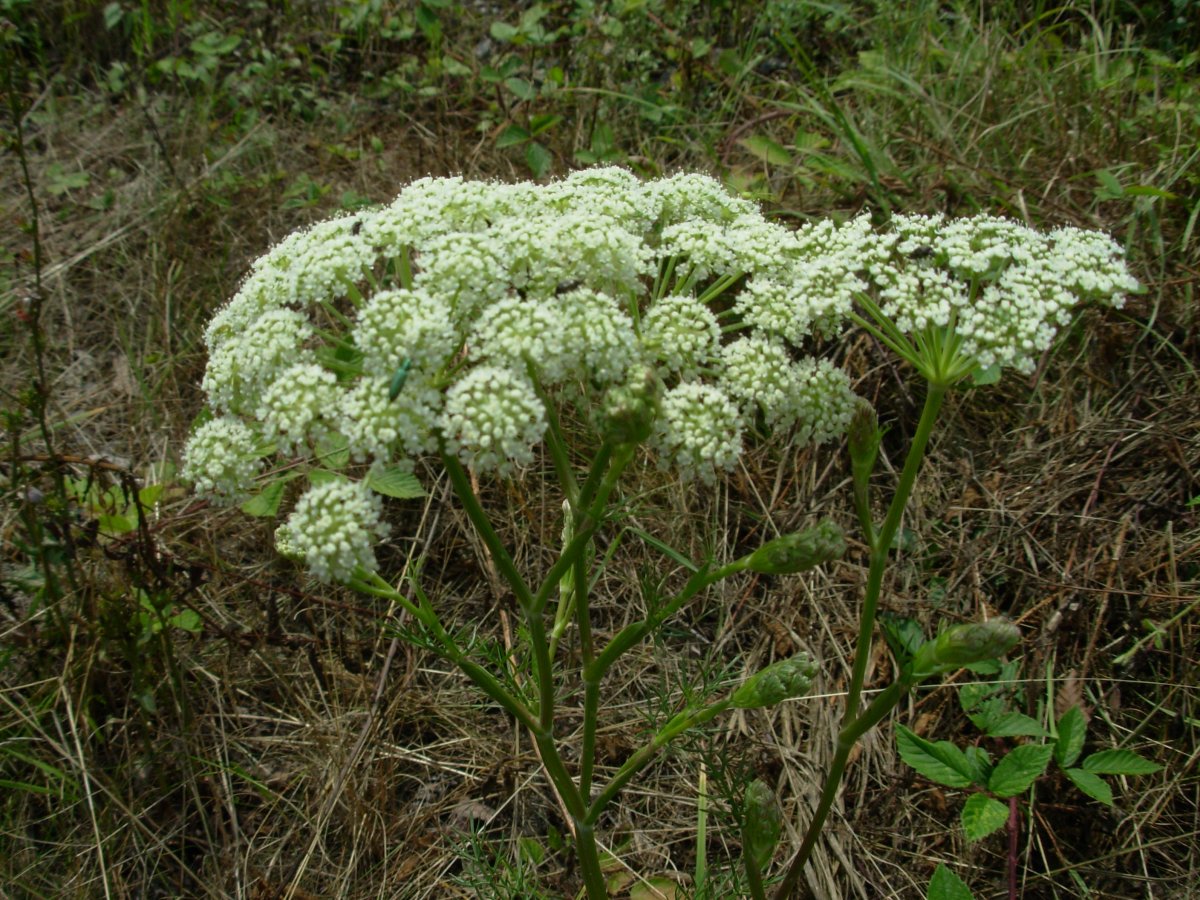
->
[868,214,1138,373]
[181,417,262,504]
[188,166,1135,581]
[440,366,547,476]
[281,479,389,582]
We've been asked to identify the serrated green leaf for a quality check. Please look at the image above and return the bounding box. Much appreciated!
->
[241,479,287,518]
[496,124,530,148]
[927,863,974,900]
[988,744,1054,798]
[896,725,974,788]
[966,697,1006,733]
[963,745,993,786]
[367,466,425,499]
[1081,749,1163,776]
[982,712,1047,739]
[961,793,1008,842]
[1064,767,1113,805]
[1054,706,1087,768]
[525,141,553,178]
[316,432,350,469]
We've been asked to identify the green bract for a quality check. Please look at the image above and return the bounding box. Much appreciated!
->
[731,653,818,709]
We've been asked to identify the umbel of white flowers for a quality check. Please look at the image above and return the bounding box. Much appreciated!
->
[183,168,1136,583]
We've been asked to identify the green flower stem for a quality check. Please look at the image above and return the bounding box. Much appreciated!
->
[586,698,734,827]
[771,677,913,900]
[746,856,769,900]
[533,442,633,617]
[845,381,946,721]
[773,380,947,900]
[352,572,542,734]
[441,451,537,612]
[576,547,599,799]
[589,559,742,681]
[528,365,580,507]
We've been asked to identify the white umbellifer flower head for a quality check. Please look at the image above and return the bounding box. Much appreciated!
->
[653,383,743,483]
[792,359,859,445]
[557,288,639,384]
[660,213,798,282]
[252,214,376,307]
[544,167,659,232]
[257,361,339,454]
[284,479,389,583]
[641,294,722,377]
[341,375,442,464]
[412,230,510,322]
[439,366,547,475]
[866,214,1138,378]
[721,335,805,429]
[499,210,653,298]
[182,416,262,504]
[471,296,572,382]
[646,171,758,224]
[201,308,314,414]
[354,287,461,378]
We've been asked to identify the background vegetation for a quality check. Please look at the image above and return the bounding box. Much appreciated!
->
[2,1,1197,896]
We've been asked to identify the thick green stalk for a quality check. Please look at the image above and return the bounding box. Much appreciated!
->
[773,381,947,900]
[844,383,946,720]
[771,678,912,900]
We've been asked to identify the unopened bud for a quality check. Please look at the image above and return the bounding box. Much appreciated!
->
[847,398,881,480]
[598,364,660,446]
[742,779,782,870]
[744,520,845,575]
[731,653,818,709]
[914,619,1021,673]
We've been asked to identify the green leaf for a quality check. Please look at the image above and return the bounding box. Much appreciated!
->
[1064,767,1113,805]
[1054,706,1087,768]
[529,113,562,136]
[241,479,287,518]
[138,483,165,507]
[168,608,203,633]
[880,613,925,665]
[525,141,553,178]
[739,135,792,166]
[306,469,345,487]
[490,21,519,41]
[987,744,1054,798]
[981,712,1047,739]
[1080,749,1163,776]
[963,745,993,786]
[367,466,425,499]
[970,364,1001,386]
[316,432,350,469]
[896,725,975,788]
[961,793,1008,842]
[496,123,530,148]
[504,76,536,101]
[927,863,974,900]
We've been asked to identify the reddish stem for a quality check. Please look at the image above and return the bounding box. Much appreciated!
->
[1007,796,1019,900]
